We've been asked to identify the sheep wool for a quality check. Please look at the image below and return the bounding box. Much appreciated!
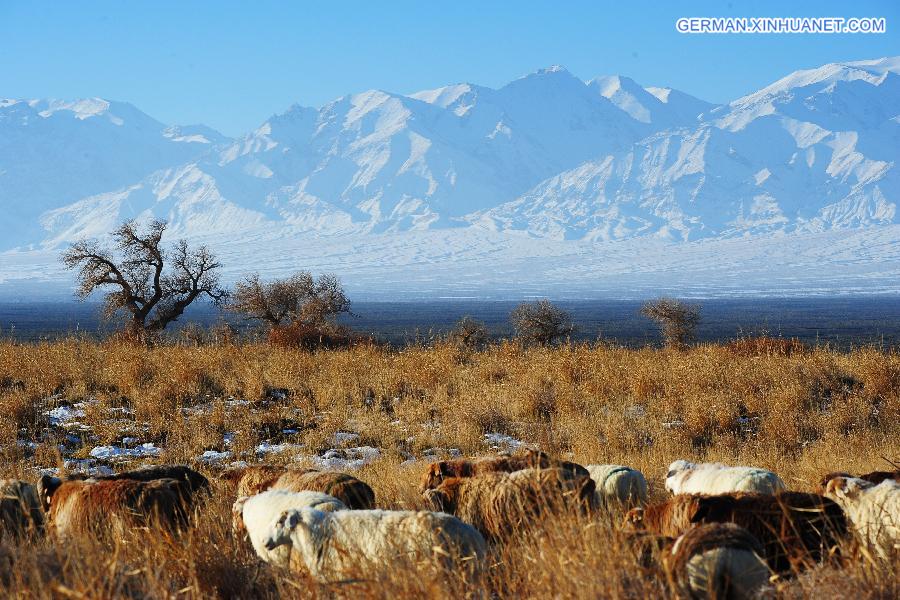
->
[586,465,648,509]
[46,478,188,539]
[665,460,786,495]
[233,490,347,568]
[424,467,594,540]
[271,470,376,510]
[825,477,900,559]
[669,523,771,600]
[263,507,487,580]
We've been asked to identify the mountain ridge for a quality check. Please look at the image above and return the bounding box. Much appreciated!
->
[1,57,899,297]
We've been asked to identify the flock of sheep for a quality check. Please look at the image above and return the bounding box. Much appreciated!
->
[1,450,898,598]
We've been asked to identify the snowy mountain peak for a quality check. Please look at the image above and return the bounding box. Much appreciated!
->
[644,86,672,103]
[536,64,568,74]
[37,97,112,120]
[587,75,715,126]
[409,83,474,107]
[731,56,900,108]
[505,65,585,91]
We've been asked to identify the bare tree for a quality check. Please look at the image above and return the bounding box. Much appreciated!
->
[62,220,226,337]
[229,271,351,328]
[509,300,574,346]
[640,297,701,349]
[448,316,488,350]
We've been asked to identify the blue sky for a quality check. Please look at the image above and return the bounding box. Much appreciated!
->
[2,1,897,136]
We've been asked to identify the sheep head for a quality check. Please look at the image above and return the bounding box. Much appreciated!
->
[816,472,853,495]
[825,476,872,500]
[622,507,645,530]
[666,460,693,479]
[263,509,304,551]
[36,474,63,512]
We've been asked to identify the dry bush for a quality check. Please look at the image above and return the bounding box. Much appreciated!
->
[727,336,807,357]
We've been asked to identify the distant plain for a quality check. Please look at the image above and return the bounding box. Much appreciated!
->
[3,296,900,349]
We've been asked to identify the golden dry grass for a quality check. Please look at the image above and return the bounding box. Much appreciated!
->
[0,338,898,598]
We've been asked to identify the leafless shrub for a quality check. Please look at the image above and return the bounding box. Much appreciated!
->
[510,300,574,346]
[448,316,489,351]
[640,297,701,349]
[229,272,350,329]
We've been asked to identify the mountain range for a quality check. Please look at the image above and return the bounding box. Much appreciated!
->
[1,57,899,298]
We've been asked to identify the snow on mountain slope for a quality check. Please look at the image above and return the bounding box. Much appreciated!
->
[0,98,230,248]
[589,75,716,127]
[31,66,653,243]
[481,58,900,241]
[1,57,899,298]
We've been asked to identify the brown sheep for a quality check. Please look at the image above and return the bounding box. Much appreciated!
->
[0,479,45,539]
[422,467,595,541]
[42,477,189,539]
[419,449,589,492]
[270,470,375,509]
[220,466,375,509]
[623,491,848,573]
[37,464,209,514]
[221,465,289,497]
[817,469,900,494]
[100,464,209,494]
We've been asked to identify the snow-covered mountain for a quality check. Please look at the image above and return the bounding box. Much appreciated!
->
[0,97,229,247]
[1,57,899,298]
[478,57,900,241]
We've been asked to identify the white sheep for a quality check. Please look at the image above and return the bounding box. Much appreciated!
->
[824,476,900,560]
[262,507,487,580]
[669,522,772,600]
[586,465,648,509]
[233,490,347,567]
[665,460,786,496]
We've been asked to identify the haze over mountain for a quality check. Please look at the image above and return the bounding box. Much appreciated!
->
[1,57,898,298]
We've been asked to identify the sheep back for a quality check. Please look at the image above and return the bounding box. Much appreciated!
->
[48,478,188,539]
[269,508,486,580]
[666,461,786,495]
[222,465,287,497]
[587,464,648,509]
[670,523,770,600]
[418,450,587,492]
[272,470,375,509]
[818,469,900,494]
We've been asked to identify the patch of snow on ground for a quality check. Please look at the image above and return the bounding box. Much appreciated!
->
[198,450,233,463]
[312,446,381,470]
[484,433,527,451]
[90,442,162,460]
[47,405,86,425]
[256,441,303,455]
[38,459,117,477]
